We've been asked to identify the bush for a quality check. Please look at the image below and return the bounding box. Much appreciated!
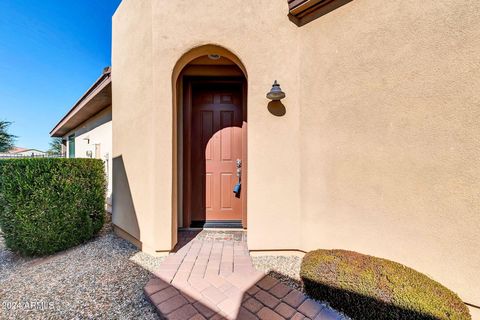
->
[300,249,470,320]
[0,158,106,256]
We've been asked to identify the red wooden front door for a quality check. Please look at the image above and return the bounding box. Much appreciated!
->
[189,83,244,224]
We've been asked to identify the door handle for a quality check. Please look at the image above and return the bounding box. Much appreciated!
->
[234,159,242,195]
[236,159,242,177]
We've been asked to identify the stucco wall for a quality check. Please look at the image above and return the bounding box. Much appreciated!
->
[112,0,480,306]
[65,106,113,202]
[298,0,480,306]
[112,0,302,253]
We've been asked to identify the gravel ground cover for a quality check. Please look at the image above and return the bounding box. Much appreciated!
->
[252,255,304,291]
[0,229,31,282]
[2,227,348,319]
[0,227,165,320]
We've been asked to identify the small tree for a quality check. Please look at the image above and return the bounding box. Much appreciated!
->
[0,120,16,152]
[48,137,63,155]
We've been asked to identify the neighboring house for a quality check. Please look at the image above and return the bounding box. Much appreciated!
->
[51,0,479,312]
[0,147,47,158]
[13,148,47,157]
[50,68,112,211]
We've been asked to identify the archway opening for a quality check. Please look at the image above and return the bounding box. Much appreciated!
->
[172,45,248,249]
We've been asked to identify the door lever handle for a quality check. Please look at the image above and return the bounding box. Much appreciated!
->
[234,159,242,196]
[236,159,242,178]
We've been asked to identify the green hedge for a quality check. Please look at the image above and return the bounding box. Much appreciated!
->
[300,249,470,320]
[0,158,106,256]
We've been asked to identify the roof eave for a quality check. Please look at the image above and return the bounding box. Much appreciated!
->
[50,68,112,137]
[288,0,352,26]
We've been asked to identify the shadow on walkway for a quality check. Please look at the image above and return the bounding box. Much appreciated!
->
[145,233,341,320]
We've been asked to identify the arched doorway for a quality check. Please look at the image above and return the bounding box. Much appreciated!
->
[172,45,248,231]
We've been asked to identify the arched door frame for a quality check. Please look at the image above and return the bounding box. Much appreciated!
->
[171,45,248,240]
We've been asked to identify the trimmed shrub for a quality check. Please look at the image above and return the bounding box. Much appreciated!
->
[300,249,470,320]
[0,158,106,256]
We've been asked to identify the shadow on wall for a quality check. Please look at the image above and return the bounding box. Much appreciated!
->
[112,155,141,246]
[267,100,286,117]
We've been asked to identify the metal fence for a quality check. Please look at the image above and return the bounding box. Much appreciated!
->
[0,153,65,159]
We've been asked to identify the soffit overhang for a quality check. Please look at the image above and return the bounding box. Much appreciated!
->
[50,69,112,137]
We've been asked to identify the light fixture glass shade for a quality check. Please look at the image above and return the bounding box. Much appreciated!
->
[266,80,286,100]
[208,54,221,60]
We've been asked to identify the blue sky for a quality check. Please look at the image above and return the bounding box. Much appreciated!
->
[0,0,121,151]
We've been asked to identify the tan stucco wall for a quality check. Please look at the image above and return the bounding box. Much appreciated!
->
[112,0,158,253]
[298,0,480,306]
[112,0,480,306]
[112,0,303,253]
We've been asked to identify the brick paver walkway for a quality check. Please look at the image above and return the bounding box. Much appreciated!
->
[144,231,343,319]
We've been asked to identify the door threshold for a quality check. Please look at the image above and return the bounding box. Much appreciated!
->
[190,220,243,229]
[178,227,246,232]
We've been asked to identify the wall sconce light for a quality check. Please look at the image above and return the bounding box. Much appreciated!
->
[266,80,286,101]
